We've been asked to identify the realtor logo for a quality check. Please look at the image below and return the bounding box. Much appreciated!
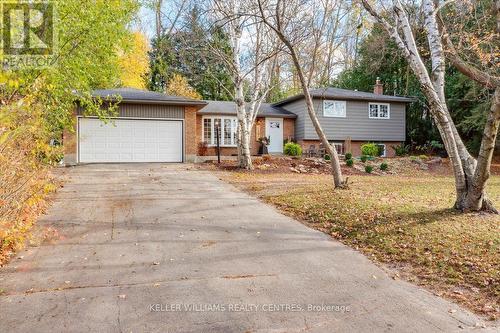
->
[1,0,56,68]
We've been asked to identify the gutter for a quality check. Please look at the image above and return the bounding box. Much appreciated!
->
[273,94,416,107]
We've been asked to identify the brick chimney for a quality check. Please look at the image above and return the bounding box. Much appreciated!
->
[374,77,384,95]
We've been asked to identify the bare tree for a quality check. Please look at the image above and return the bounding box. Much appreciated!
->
[146,0,189,39]
[208,0,280,170]
[155,0,163,39]
[256,0,347,188]
[360,0,498,212]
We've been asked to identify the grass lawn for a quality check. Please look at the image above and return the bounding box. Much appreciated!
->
[220,171,500,319]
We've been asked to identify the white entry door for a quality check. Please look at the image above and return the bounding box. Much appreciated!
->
[266,118,284,153]
[78,118,183,163]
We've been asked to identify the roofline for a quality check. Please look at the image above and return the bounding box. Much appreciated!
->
[272,92,415,106]
[92,96,208,107]
[198,110,297,118]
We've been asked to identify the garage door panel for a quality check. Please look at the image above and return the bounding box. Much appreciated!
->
[79,118,183,163]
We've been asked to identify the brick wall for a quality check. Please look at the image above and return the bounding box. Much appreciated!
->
[284,118,295,142]
[298,140,402,158]
[195,116,296,158]
[185,106,199,162]
[350,141,400,157]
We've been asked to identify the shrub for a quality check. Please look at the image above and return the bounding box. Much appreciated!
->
[361,143,380,157]
[380,162,388,171]
[345,152,352,160]
[365,165,373,173]
[430,140,444,150]
[416,140,445,155]
[346,159,354,167]
[284,142,302,156]
[392,144,409,156]
[360,155,368,163]
[324,154,331,161]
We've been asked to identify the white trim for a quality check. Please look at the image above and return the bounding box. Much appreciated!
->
[76,116,185,163]
[265,117,284,153]
[368,102,391,119]
[77,115,185,121]
[201,115,238,147]
[323,100,347,118]
[332,142,344,155]
[377,144,387,157]
[76,115,79,164]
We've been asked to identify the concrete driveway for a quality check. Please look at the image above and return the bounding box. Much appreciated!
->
[0,164,495,332]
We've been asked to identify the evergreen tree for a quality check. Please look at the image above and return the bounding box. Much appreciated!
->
[147,5,234,101]
[335,24,492,154]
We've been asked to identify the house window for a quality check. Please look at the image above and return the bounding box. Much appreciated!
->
[331,142,344,155]
[369,103,390,119]
[324,100,346,118]
[269,121,280,128]
[203,118,212,143]
[203,116,237,146]
[376,144,386,157]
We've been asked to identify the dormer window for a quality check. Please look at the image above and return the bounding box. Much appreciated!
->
[369,103,390,119]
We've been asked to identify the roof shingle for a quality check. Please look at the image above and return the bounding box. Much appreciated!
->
[91,88,207,106]
[198,100,297,118]
[273,87,415,106]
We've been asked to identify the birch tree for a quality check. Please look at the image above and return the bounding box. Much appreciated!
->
[256,0,347,188]
[439,0,499,212]
[209,0,279,169]
[360,0,498,213]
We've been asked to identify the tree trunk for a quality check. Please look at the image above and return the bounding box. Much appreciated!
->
[461,88,500,213]
[235,79,253,170]
[286,39,345,188]
[361,0,498,213]
[155,0,163,40]
[238,117,253,170]
[238,124,253,170]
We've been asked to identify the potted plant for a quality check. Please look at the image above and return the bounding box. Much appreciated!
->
[258,136,270,155]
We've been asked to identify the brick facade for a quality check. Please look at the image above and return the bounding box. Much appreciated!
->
[283,118,295,142]
[185,106,199,162]
[298,140,401,158]
[349,141,400,158]
[195,117,296,159]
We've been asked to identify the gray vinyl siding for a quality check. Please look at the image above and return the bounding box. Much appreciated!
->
[77,103,185,119]
[280,99,307,140]
[282,98,406,141]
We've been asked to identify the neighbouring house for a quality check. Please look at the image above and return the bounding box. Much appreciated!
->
[64,81,413,164]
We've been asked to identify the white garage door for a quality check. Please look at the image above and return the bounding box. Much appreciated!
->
[78,118,183,163]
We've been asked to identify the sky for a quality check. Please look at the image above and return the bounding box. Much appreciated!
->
[133,5,156,39]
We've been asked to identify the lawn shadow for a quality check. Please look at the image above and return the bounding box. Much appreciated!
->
[393,207,460,227]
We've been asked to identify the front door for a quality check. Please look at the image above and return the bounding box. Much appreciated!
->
[266,118,283,154]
